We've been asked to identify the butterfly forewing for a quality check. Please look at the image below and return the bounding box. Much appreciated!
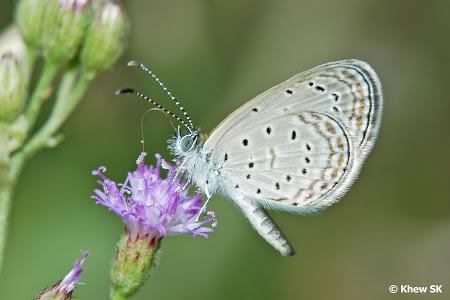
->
[203,59,382,211]
[206,59,381,157]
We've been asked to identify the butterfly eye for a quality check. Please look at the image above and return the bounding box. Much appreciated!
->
[179,135,196,152]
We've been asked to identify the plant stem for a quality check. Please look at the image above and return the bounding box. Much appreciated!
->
[0,156,12,274]
[23,47,37,88]
[0,127,11,274]
[24,60,58,129]
[10,69,95,182]
[0,69,95,275]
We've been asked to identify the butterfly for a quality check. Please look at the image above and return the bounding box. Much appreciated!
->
[118,59,383,256]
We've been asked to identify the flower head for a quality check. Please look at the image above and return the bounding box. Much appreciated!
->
[92,153,216,242]
[41,0,92,63]
[16,0,47,48]
[35,251,89,300]
[0,53,25,122]
[93,153,216,299]
[81,0,129,72]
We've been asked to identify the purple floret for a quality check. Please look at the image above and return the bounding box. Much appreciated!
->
[35,251,88,299]
[58,251,89,294]
[92,153,216,242]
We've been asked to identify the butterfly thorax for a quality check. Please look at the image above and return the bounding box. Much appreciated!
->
[169,132,221,197]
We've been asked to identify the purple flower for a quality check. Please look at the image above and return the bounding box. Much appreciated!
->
[35,251,88,300]
[92,153,216,243]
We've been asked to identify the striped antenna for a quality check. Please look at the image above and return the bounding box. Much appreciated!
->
[127,60,196,131]
[116,88,193,132]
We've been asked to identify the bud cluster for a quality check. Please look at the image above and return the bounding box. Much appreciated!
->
[0,0,130,295]
[16,0,129,70]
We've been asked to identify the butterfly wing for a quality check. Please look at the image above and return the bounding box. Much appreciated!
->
[214,111,354,212]
[203,59,382,211]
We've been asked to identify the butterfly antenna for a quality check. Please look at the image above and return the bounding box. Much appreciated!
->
[127,60,196,131]
[116,88,192,132]
[140,107,178,153]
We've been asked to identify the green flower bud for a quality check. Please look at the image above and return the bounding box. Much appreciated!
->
[0,26,26,61]
[81,0,129,72]
[110,233,160,299]
[15,0,47,49]
[41,0,92,63]
[0,54,25,123]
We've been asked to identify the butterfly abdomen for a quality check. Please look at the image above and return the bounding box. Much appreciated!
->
[234,196,295,256]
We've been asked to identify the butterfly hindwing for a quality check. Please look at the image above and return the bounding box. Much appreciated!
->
[216,111,353,212]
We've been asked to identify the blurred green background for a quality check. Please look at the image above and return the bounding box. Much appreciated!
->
[1,0,450,299]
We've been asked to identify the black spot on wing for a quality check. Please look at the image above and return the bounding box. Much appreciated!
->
[332,93,339,101]
[315,85,325,92]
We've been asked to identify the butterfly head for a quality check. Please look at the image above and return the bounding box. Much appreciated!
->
[177,130,200,154]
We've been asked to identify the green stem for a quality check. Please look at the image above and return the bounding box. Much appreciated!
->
[24,60,58,129]
[23,47,37,89]
[0,69,95,276]
[10,69,95,183]
[0,165,11,275]
[0,127,11,274]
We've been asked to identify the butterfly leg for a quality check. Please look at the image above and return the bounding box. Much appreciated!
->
[173,158,194,192]
[234,197,295,257]
[173,158,187,183]
[195,189,212,222]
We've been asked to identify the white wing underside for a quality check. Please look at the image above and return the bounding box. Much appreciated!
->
[195,59,382,256]
[203,59,382,213]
